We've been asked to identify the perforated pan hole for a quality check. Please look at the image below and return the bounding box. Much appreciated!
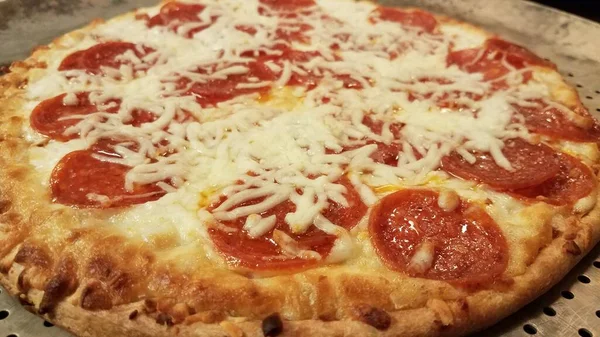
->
[561,74,600,115]
[523,324,538,335]
[542,307,556,316]
[0,286,61,337]
[504,70,600,337]
[508,254,599,337]
[579,85,600,116]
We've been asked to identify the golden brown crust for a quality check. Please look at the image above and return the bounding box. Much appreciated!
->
[1,3,599,337]
[2,218,598,337]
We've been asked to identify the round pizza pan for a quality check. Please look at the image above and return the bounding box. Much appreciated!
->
[0,0,599,336]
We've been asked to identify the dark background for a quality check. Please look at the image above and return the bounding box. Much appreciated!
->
[532,0,600,22]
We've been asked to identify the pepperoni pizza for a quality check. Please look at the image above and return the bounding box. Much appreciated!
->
[0,1,599,336]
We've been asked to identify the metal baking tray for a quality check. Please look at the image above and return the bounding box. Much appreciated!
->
[1,0,599,336]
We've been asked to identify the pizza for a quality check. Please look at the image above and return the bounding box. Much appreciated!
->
[0,0,599,336]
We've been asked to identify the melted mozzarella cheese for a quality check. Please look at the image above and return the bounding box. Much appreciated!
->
[22,0,591,264]
[244,214,277,238]
[437,189,460,212]
[273,230,322,260]
[407,240,435,274]
[28,139,87,185]
[438,22,487,50]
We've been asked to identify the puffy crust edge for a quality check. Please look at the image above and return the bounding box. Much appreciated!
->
[1,206,598,337]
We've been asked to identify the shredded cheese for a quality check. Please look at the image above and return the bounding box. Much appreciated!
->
[24,0,568,262]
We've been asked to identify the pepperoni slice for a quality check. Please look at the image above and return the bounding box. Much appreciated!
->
[369,189,508,285]
[243,45,362,90]
[512,153,596,206]
[129,109,158,127]
[31,92,160,141]
[331,116,405,166]
[320,177,368,228]
[333,141,404,167]
[407,77,483,109]
[30,93,119,141]
[448,38,555,88]
[59,42,154,74]
[366,142,402,166]
[259,0,316,10]
[179,60,279,107]
[361,116,404,165]
[180,47,336,105]
[361,115,403,138]
[276,23,313,43]
[513,100,600,143]
[208,176,367,270]
[179,44,362,105]
[89,138,139,157]
[287,72,348,91]
[50,149,165,208]
[236,25,258,36]
[280,48,364,90]
[277,48,323,89]
[486,38,555,70]
[148,2,205,26]
[147,2,215,37]
[441,138,561,190]
[373,7,438,33]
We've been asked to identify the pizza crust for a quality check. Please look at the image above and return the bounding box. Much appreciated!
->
[1,208,597,337]
[0,2,599,337]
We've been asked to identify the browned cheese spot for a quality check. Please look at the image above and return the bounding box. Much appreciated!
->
[39,257,78,314]
[129,309,139,320]
[563,240,582,255]
[14,243,52,268]
[262,313,284,337]
[144,298,157,313]
[353,304,392,331]
[0,200,12,214]
[156,312,174,326]
[17,269,30,292]
[80,280,113,311]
